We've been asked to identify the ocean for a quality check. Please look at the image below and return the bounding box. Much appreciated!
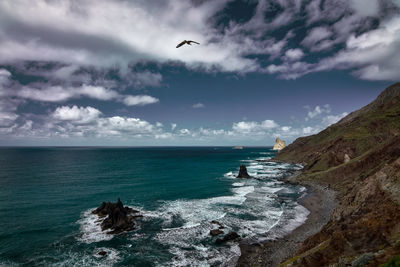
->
[0,147,308,266]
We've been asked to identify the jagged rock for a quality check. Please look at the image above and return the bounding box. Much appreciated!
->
[237,165,251,178]
[92,198,139,234]
[210,229,223,236]
[216,231,240,244]
[273,137,286,151]
[344,153,351,163]
[98,251,107,256]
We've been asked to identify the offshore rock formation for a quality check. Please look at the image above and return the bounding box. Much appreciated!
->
[273,137,286,151]
[275,83,400,266]
[237,164,251,178]
[92,198,141,234]
[216,231,240,244]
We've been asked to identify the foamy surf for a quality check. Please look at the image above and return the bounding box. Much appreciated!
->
[77,206,144,244]
[77,209,114,244]
[74,150,306,267]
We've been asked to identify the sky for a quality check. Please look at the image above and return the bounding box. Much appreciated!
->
[0,0,399,146]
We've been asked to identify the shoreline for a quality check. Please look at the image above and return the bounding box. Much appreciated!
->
[236,178,337,267]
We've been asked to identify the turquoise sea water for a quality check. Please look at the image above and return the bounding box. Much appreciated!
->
[0,147,307,266]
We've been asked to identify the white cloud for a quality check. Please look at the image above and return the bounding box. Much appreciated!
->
[179,128,191,135]
[0,0,397,81]
[322,112,348,126]
[0,70,159,106]
[316,16,400,81]
[77,85,119,101]
[1,102,350,145]
[123,95,159,106]
[0,0,261,72]
[350,0,379,17]
[305,104,331,120]
[301,26,334,51]
[192,103,205,108]
[302,126,315,134]
[44,105,163,138]
[52,105,102,124]
[284,48,305,61]
[232,119,278,133]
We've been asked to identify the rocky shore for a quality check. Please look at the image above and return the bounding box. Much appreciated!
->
[237,83,400,266]
[237,179,337,266]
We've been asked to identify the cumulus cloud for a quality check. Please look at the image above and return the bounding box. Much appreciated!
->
[43,105,163,138]
[232,120,278,134]
[1,101,350,145]
[52,105,102,124]
[284,48,305,61]
[123,95,159,106]
[305,104,331,120]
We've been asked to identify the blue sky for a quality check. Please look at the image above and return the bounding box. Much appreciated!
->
[0,0,398,146]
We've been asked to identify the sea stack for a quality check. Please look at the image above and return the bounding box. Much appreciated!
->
[92,198,141,234]
[237,164,251,178]
[273,137,286,151]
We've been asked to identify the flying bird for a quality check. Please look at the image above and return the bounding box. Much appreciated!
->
[176,40,200,48]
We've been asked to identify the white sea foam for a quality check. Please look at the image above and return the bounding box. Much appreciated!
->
[282,204,310,233]
[73,154,307,267]
[77,206,144,244]
[45,247,121,267]
[76,209,114,244]
[223,171,236,178]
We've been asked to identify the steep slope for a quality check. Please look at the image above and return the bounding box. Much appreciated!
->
[275,83,400,266]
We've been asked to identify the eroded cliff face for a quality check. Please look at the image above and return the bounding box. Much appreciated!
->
[273,138,286,151]
[276,83,400,266]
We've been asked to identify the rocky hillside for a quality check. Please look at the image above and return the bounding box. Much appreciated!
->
[275,83,400,266]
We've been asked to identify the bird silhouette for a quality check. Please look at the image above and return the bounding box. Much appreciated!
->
[176,40,200,48]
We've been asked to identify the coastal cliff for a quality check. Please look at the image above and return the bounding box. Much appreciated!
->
[274,83,400,266]
[273,138,286,151]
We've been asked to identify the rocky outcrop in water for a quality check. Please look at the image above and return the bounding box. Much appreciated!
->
[210,229,223,236]
[237,165,251,178]
[216,231,240,244]
[273,137,286,151]
[92,198,141,234]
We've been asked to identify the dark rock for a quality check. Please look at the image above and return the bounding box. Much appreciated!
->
[215,231,240,244]
[92,198,139,234]
[237,165,251,178]
[98,251,107,256]
[210,229,223,236]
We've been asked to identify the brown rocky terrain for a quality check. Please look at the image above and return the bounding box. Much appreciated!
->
[274,83,400,266]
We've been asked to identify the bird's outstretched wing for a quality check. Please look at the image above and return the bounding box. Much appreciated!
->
[176,40,187,48]
[188,40,200,45]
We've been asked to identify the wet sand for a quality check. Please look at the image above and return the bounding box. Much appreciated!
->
[236,180,337,267]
